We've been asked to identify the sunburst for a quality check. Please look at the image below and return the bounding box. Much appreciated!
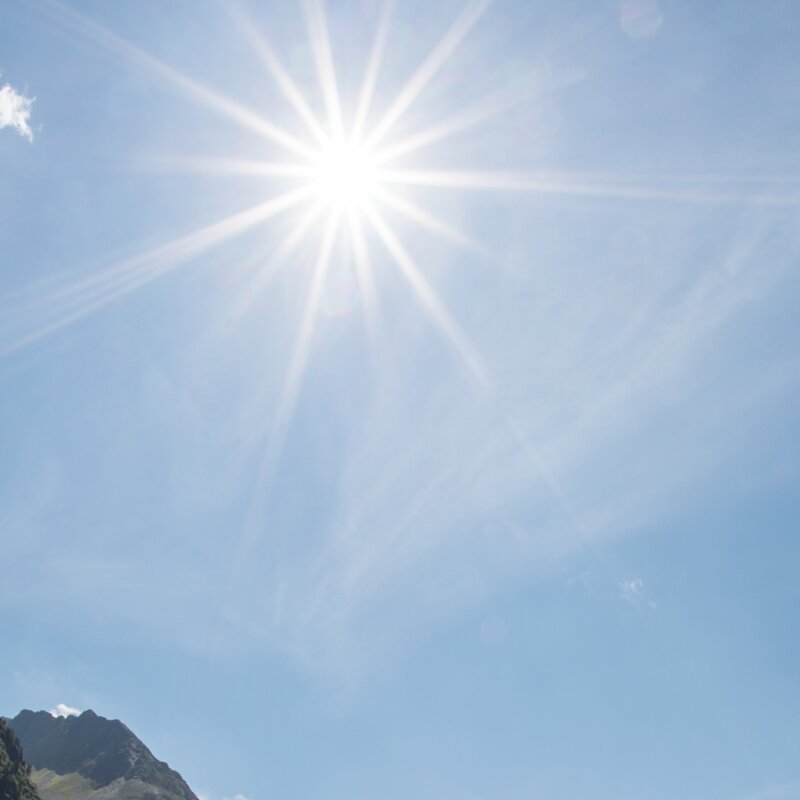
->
[11,0,793,472]
[219,0,494,388]
[15,0,498,379]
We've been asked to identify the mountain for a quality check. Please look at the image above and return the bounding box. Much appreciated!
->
[7,710,197,800]
[0,717,42,800]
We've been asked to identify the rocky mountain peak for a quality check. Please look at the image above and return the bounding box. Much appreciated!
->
[8,709,197,800]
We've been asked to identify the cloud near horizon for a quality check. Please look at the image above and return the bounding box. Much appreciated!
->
[49,703,81,718]
[0,81,34,140]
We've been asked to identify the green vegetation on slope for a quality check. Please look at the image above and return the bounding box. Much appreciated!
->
[28,770,94,800]
[32,768,182,800]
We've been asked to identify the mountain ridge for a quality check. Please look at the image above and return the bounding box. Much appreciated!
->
[7,710,197,800]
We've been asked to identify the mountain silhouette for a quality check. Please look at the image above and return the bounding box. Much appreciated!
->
[7,710,197,800]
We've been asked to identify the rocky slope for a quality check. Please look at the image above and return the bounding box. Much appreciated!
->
[7,710,197,800]
[0,716,41,800]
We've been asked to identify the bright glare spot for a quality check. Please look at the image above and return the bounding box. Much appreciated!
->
[312,139,377,210]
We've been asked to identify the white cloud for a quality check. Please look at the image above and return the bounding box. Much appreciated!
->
[49,703,80,718]
[0,80,34,141]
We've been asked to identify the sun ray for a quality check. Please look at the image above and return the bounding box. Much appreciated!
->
[303,0,345,143]
[1,188,313,358]
[31,0,318,160]
[351,0,394,144]
[347,208,381,350]
[370,186,484,255]
[32,187,312,313]
[230,198,329,324]
[365,0,491,149]
[275,200,328,262]
[230,212,341,589]
[503,411,621,590]
[372,91,524,165]
[376,168,800,206]
[231,3,331,148]
[139,155,316,180]
[274,211,341,445]
[363,205,488,387]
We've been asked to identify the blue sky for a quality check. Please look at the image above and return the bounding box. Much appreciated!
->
[2,1,799,798]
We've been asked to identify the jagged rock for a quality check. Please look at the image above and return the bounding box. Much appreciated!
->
[7,711,196,800]
[0,716,41,800]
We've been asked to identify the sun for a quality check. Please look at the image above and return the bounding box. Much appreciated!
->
[310,138,378,212]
